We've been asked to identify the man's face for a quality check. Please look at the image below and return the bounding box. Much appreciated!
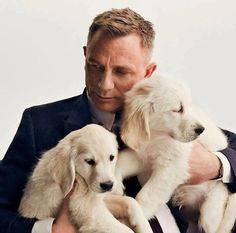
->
[84,30,156,113]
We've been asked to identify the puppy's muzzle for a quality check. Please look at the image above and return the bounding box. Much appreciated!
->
[100,181,113,192]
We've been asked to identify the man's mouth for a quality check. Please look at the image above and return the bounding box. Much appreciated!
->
[95,93,114,102]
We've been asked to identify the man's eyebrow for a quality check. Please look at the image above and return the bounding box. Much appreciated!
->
[87,58,135,71]
[115,66,134,72]
[87,58,100,64]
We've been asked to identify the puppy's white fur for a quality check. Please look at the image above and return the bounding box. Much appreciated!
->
[116,75,236,233]
[19,124,152,233]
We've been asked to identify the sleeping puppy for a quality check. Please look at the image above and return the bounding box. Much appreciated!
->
[19,124,152,233]
[115,75,236,233]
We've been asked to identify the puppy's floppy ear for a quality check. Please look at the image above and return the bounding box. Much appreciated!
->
[121,108,151,151]
[45,140,76,197]
[121,85,154,151]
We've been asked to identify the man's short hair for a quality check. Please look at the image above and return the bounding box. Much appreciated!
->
[87,8,155,53]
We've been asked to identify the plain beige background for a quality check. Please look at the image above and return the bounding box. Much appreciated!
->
[1,0,236,159]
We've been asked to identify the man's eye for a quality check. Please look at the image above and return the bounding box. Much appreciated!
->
[94,64,103,71]
[88,63,104,72]
[115,69,128,76]
[85,159,96,166]
[109,154,115,161]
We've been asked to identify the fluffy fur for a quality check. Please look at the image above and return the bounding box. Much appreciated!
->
[19,124,152,233]
[116,75,236,233]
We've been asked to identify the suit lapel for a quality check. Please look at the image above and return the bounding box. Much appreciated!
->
[64,89,92,135]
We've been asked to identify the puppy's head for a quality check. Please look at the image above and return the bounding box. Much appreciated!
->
[48,124,118,196]
[121,75,205,150]
[70,124,118,193]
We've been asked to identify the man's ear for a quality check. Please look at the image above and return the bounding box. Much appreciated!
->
[83,46,87,57]
[145,63,157,78]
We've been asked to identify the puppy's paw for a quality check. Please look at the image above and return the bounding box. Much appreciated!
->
[171,185,199,207]
[172,185,205,208]
[171,186,189,207]
[135,192,156,219]
[125,197,153,233]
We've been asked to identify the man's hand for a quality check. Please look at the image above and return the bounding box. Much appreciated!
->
[52,190,78,233]
[187,141,221,184]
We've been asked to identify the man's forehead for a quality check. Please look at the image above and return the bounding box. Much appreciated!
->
[86,43,148,69]
[87,29,144,53]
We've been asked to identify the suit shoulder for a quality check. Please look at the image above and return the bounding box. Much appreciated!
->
[26,95,82,115]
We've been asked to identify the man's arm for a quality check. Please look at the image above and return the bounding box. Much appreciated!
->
[220,129,236,192]
[0,109,38,232]
[0,109,78,233]
[187,129,236,188]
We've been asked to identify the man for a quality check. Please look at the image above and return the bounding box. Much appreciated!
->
[0,8,235,233]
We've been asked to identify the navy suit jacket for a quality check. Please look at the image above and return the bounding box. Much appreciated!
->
[0,90,236,233]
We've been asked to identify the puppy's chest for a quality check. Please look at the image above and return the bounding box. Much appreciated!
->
[137,138,191,175]
[140,139,189,160]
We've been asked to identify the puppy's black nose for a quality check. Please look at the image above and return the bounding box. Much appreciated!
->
[194,126,205,135]
[100,181,113,192]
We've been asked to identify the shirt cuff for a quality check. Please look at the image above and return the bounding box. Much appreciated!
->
[214,152,233,183]
[32,218,55,233]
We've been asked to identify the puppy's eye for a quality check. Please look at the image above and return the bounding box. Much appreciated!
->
[109,154,115,161]
[85,159,96,166]
[173,104,183,114]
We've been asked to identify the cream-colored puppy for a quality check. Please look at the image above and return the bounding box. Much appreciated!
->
[116,75,236,233]
[19,124,152,233]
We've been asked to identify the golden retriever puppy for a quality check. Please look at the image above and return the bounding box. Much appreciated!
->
[19,124,152,233]
[116,75,236,233]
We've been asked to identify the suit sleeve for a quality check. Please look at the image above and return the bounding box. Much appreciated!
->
[0,109,37,233]
[221,129,236,192]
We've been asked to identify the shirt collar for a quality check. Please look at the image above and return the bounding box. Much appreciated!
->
[87,92,115,130]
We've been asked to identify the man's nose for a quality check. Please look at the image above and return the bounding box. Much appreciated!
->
[98,72,114,91]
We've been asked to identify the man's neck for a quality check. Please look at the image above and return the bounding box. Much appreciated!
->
[87,92,115,130]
